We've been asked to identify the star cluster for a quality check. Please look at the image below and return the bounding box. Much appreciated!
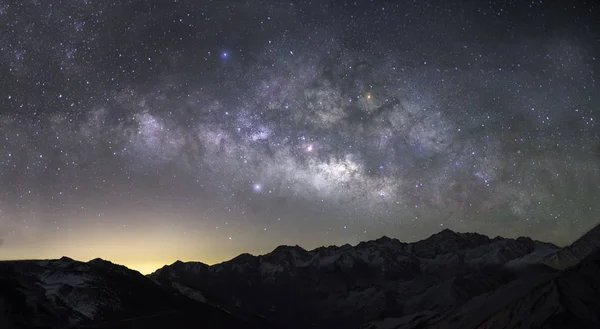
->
[0,0,598,272]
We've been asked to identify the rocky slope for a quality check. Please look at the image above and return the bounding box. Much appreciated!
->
[0,257,269,329]
[149,229,562,329]
[456,247,600,329]
[365,247,600,329]
[4,224,600,329]
[363,223,600,329]
[540,223,600,270]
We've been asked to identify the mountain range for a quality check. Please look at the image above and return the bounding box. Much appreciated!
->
[2,223,600,329]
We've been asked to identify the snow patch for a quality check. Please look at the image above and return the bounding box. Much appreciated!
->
[39,272,88,288]
[259,262,284,275]
[505,247,559,268]
[171,282,207,303]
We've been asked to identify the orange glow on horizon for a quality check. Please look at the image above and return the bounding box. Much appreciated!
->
[0,223,247,274]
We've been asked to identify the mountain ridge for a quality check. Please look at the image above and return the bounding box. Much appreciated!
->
[147,227,575,329]
[3,224,600,329]
[160,228,559,270]
[0,257,272,329]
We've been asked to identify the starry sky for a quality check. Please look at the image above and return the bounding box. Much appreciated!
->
[0,0,598,274]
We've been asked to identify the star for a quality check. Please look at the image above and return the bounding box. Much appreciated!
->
[0,0,596,272]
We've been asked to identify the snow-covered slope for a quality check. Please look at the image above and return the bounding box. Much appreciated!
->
[0,257,269,329]
[363,223,600,329]
[149,229,560,329]
[541,223,600,269]
[373,247,600,329]
[6,225,597,329]
[466,250,600,329]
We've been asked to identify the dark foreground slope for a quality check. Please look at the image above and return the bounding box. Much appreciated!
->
[363,223,600,329]
[0,257,270,329]
[365,247,600,329]
[459,247,600,329]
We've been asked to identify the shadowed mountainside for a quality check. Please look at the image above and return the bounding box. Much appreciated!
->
[149,229,567,329]
[3,224,600,329]
[0,257,272,329]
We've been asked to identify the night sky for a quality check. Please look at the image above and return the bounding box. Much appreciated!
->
[0,0,598,274]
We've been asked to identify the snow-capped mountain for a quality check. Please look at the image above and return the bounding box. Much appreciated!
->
[0,256,270,329]
[4,224,600,329]
[149,229,563,329]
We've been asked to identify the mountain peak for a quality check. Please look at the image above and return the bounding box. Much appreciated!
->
[433,228,465,238]
[355,236,403,250]
[59,256,74,262]
[272,244,306,254]
[229,253,258,265]
[374,235,396,243]
[411,228,492,258]
[423,228,460,242]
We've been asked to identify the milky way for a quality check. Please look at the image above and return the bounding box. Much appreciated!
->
[0,1,598,272]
